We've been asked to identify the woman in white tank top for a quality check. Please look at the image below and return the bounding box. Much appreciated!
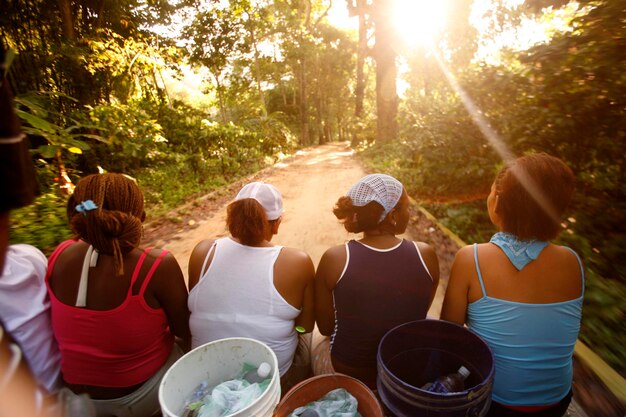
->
[187,182,315,393]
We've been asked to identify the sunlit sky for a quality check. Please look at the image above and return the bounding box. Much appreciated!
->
[168,0,577,102]
[328,0,449,46]
[327,0,568,60]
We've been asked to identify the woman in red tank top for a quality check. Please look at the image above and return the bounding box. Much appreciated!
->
[46,173,190,417]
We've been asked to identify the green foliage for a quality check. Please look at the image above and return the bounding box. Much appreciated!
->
[137,153,226,217]
[577,269,626,369]
[15,94,104,159]
[423,200,496,245]
[241,114,297,156]
[84,101,167,172]
[359,102,498,203]
[9,192,73,256]
[9,161,74,255]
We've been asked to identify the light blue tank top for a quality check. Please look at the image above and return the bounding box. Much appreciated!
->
[467,244,584,406]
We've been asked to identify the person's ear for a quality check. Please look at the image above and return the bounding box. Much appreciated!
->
[491,195,503,228]
[271,217,281,235]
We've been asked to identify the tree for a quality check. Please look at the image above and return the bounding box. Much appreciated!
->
[183,4,248,123]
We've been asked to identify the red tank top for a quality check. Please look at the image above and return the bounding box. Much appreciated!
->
[45,240,174,387]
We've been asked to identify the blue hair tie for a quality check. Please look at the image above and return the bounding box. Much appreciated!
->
[75,200,98,215]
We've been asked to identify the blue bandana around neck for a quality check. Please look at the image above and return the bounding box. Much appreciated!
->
[490,232,548,271]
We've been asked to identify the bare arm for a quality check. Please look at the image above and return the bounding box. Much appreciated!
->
[440,245,473,325]
[416,241,440,310]
[152,252,191,349]
[274,247,316,333]
[188,239,216,291]
[314,245,346,336]
[295,280,315,333]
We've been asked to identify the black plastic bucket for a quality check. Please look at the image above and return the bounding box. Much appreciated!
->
[377,320,494,417]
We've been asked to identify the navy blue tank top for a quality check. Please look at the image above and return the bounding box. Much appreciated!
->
[331,239,434,369]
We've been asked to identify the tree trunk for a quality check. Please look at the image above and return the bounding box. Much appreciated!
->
[354,0,368,118]
[299,58,309,145]
[372,0,398,142]
[247,14,268,118]
[55,149,75,195]
[298,1,312,146]
[214,75,228,123]
[57,0,76,41]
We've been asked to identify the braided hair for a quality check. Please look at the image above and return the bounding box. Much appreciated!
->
[67,173,145,275]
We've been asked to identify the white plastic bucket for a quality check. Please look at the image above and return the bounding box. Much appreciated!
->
[159,337,281,417]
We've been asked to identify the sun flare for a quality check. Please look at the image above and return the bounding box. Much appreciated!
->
[392,0,448,47]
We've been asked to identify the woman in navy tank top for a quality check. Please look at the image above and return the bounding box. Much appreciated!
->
[314,174,440,388]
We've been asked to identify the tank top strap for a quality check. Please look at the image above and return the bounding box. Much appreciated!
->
[45,239,78,283]
[128,247,152,294]
[137,249,169,296]
[473,243,488,297]
[562,246,585,296]
[75,245,98,307]
[199,241,218,280]
[336,241,352,286]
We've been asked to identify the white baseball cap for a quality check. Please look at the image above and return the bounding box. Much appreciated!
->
[347,174,404,222]
[235,182,283,220]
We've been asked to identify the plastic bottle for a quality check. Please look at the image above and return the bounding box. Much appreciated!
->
[424,366,470,393]
[243,362,271,384]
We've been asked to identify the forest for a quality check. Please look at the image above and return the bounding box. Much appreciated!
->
[2,0,624,383]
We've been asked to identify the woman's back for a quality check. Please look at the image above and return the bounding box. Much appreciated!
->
[466,242,584,405]
[189,237,302,375]
[467,243,583,304]
[46,240,178,389]
[48,241,166,310]
[331,239,434,369]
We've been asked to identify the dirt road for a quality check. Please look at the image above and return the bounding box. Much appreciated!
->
[144,141,451,318]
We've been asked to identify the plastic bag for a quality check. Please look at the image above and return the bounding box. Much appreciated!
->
[196,379,264,417]
[288,388,361,417]
[182,363,271,417]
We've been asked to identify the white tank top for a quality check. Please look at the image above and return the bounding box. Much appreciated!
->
[188,238,300,376]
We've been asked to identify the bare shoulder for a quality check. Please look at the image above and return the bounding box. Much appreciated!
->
[147,249,183,274]
[191,239,217,258]
[275,247,315,281]
[279,246,314,265]
[550,243,582,262]
[545,243,584,276]
[319,244,347,265]
[188,238,218,288]
[448,244,479,286]
[316,244,348,289]
[412,241,440,280]
[455,244,478,262]
[414,241,436,257]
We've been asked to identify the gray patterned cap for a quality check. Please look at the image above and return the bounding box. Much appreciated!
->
[346,174,403,223]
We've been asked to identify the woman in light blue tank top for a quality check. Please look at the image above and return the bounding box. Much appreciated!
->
[441,153,584,417]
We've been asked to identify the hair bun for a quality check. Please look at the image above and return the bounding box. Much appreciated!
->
[94,211,142,253]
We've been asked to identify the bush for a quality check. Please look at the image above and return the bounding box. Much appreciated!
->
[9,191,73,256]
